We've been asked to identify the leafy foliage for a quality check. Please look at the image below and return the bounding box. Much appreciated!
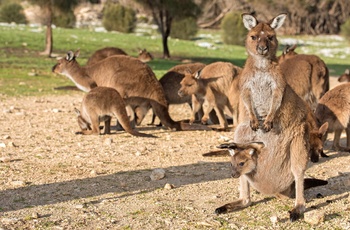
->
[341,18,350,40]
[221,12,246,46]
[0,3,27,24]
[170,17,198,40]
[102,2,136,33]
[53,10,76,28]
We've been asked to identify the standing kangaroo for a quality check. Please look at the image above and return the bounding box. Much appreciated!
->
[52,50,182,131]
[221,13,312,221]
[315,82,350,152]
[74,86,154,138]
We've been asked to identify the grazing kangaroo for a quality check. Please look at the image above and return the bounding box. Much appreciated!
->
[150,62,207,125]
[338,69,350,82]
[74,87,154,137]
[178,62,241,130]
[315,82,350,152]
[52,50,182,131]
[86,47,153,66]
[278,44,329,101]
[214,142,327,216]
[227,13,313,221]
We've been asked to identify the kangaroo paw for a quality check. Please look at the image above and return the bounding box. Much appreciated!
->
[215,206,228,214]
[288,209,301,222]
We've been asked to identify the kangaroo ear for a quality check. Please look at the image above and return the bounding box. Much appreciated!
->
[194,69,203,79]
[74,107,81,116]
[228,149,236,156]
[269,13,287,30]
[283,45,290,55]
[74,49,80,58]
[66,51,75,61]
[318,122,328,136]
[242,13,258,30]
[345,69,350,75]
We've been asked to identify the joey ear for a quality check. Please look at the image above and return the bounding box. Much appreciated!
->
[242,13,258,30]
[74,107,81,116]
[228,149,236,156]
[74,49,80,58]
[283,45,290,55]
[290,44,297,52]
[318,122,329,136]
[345,69,350,75]
[269,13,287,30]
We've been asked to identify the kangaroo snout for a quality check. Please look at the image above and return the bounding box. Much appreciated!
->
[257,45,268,55]
[178,90,185,97]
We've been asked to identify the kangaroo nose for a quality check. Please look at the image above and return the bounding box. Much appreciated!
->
[257,46,268,54]
[178,90,184,97]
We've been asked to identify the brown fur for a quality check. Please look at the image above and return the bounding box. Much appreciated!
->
[214,142,327,217]
[86,47,153,66]
[315,83,350,152]
[338,69,350,82]
[278,44,330,101]
[52,50,181,131]
[150,62,207,125]
[74,87,154,137]
[232,13,311,221]
[178,62,241,130]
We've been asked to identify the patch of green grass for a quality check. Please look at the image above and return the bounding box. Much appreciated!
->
[1,24,349,97]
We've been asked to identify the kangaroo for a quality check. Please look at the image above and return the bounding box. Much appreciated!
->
[315,82,350,152]
[178,62,241,130]
[214,142,328,217]
[230,13,312,221]
[86,47,153,66]
[150,62,207,125]
[74,86,154,137]
[52,50,182,131]
[278,44,330,101]
[338,69,350,82]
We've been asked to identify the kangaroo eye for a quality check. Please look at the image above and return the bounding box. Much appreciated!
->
[268,36,274,41]
[239,162,245,167]
[251,36,257,40]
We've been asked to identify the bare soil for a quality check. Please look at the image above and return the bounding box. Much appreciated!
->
[0,77,349,229]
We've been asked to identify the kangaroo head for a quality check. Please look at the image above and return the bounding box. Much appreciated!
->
[242,13,286,58]
[138,49,153,63]
[52,50,80,74]
[178,69,202,97]
[309,122,328,162]
[338,69,350,82]
[74,108,91,131]
[218,142,265,178]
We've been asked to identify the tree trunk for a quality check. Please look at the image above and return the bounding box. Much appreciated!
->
[162,34,170,59]
[40,4,53,57]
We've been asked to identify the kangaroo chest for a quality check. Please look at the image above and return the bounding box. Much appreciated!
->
[245,71,278,117]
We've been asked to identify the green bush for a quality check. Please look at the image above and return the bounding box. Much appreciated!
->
[221,12,246,46]
[170,17,198,40]
[0,3,27,24]
[52,10,76,28]
[102,3,136,33]
[341,18,350,40]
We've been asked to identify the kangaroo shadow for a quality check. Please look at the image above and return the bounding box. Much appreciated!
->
[0,161,231,213]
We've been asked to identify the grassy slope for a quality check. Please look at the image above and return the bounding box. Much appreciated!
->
[0,24,349,97]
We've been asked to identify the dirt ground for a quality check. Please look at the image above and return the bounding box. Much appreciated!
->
[0,77,349,229]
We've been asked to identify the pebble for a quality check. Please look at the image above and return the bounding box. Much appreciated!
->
[150,168,166,181]
[104,138,113,145]
[0,143,5,148]
[52,108,61,113]
[304,210,325,225]
[270,215,279,225]
[0,157,11,163]
[11,180,26,186]
[31,212,40,219]
[164,183,174,190]
[3,135,10,139]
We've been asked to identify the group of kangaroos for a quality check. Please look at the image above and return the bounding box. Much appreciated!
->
[52,13,350,222]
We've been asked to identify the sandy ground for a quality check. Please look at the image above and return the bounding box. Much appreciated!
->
[0,76,349,229]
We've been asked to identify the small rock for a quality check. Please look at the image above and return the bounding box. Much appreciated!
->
[304,210,325,225]
[7,142,17,147]
[270,215,279,225]
[31,212,40,219]
[104,138,113,145]
[90,170,97,176]
[150,168,166,181]
[74,204,85,209]
[0,143,6,148]
[164,183,174,190]
[135,151,142,156]
[316,193,324,199]
[0,157,11,163]
[11,180,26,186]
[52,108,61,113]
[3,135,10,140]
[1,217,19,224]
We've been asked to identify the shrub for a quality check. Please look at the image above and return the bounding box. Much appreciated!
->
[52,10,76,28]
[0,3,27,24]
[341,18,350,40]
[102,3,136,33]
[171,17,198,40]
[221,12,246,46]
